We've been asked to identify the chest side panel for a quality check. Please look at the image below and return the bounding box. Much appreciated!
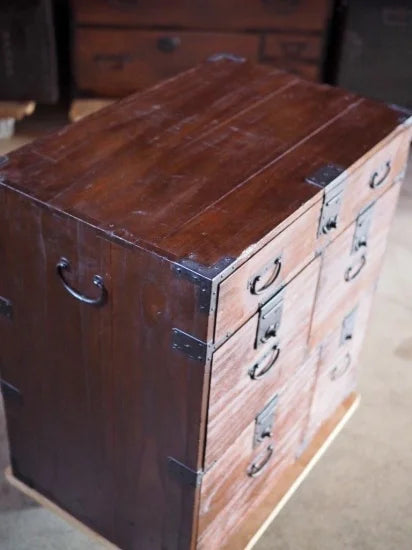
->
[0,187,209,550]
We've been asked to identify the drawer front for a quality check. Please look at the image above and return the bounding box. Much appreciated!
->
[205,256,320,468]
[72,0,330,32]
[74,28,260,96]
[310,180,401,348]
[340,130,409,226]
[198,350,319,550]
[215,200,321,344]
[305,289,375,444]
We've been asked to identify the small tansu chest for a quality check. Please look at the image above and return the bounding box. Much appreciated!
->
[0,59,410,550]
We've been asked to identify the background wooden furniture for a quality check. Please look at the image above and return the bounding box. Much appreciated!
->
[70,0,333,98]
[0,59,410,549]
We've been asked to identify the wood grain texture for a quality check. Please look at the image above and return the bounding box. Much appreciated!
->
[0,59,406,276]
[310,179,402,348]
[205,257,321,467]
[305,291,375,445]
[198,349,320,550]
[70,0,331,32]
[214,200,321,343]
[0,187,209,550]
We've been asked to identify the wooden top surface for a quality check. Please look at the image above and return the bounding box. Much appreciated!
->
[0,59,407,271]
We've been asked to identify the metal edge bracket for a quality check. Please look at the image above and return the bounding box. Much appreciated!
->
[171,328,211,363]
[167,456,204,488]
[173,257,235,315]
[306,164,346,238]
[0,296,13,320]
[0,155,9,168]
[387,103,412,126]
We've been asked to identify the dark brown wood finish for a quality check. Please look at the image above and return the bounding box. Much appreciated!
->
[0,187,209,549]
[71,0,331,32]
[0,59,410,550]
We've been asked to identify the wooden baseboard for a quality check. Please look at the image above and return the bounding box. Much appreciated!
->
[0,101,36,120]
[5,393,360,550]
[69,99,115,122]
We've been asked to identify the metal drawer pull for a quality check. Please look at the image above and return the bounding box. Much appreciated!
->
[56,258,107,307]
[370,160,391,189]
[157,36,180,53]
[247,445,274,478]
[249,345,280,380]
[250,256,282,295]
[330,353,351,381]
[344,254,366,282]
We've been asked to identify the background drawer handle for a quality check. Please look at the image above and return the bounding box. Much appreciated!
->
[157,36,180,53]
[247,444,274,478]
[250,256,282,295]
[370,160,391,189]
[249,345,280,380]
[344,254,366,282]
[56,258,107,307]
[330,353,351,381]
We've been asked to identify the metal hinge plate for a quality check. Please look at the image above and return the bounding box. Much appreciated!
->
[171,328,210,362]
[254,395,278,448]
[351,203,374,254]
[168,456,204,488]
[255,290,284,349]
[0,296,13,320]
[305,164,346,237]
[341,306,358,345]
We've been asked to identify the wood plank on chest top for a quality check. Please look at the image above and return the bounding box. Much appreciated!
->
[51,79,356,246]
[1,60,293,203]
[161,97,405,267]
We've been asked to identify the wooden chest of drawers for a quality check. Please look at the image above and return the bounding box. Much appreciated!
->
[0,59,410,550]
[70,0,332,97]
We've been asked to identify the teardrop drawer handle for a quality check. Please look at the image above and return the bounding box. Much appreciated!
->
[369,160,391,189]
[344,254,366,282]
[56,258,107,307]
[330,353,351,381]
[249,345,280,380]
[247,444,274,478]
[250,257,282,295]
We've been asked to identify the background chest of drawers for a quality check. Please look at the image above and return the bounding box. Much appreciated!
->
[0,59,410,550]
[70,0,333,97]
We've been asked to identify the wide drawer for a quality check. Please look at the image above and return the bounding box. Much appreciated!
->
[310,180,401,348]
[72,0,330,32]
[74,28,260,96]
[198,349,319,550]
[205,256,320,468]
[305,289,375,445]
[215,200,321,344]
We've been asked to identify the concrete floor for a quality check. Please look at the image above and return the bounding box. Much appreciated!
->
[0,114,411,549]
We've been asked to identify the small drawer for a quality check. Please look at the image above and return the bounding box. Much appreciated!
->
[205,256,320,468]
[198,350,319,550]
[74,28,260,97]
[340,130,409,226]
[305,290,375,444]
[214,200,321,344]
[310,180,401,348]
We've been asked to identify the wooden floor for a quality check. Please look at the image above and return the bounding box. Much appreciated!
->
[5,393,360,550]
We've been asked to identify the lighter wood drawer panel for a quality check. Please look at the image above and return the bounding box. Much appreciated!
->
[340,129,409,225]
[215,201,321,344]
[205,256,320,468]
[310,180,401,349]
[198,350,319,550]
[305,289,375,444]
